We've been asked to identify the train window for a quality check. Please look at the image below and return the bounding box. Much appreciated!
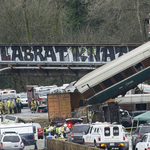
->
[82,88,95,99]
[134,62,144,72]
[113,73,124,83]
[102,78,113,88]
[93,84,103,93]
[136,103,146,110]
[142,58,150,68]
[123,68,134,77]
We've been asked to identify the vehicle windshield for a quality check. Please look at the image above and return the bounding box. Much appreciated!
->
[140,127,150,133]
[20,94,27,99]
[72,125,90,133]
[5,115,16,121]
[3,136,20,142]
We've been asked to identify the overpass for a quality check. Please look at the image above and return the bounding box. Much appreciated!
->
[0,43,140,77]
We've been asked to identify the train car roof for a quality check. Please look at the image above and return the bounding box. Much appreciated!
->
[75,41,150,89]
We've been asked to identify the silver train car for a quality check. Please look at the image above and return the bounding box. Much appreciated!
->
[75,41,150,104]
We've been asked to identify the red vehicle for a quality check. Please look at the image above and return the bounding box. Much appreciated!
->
[26,85,51,107]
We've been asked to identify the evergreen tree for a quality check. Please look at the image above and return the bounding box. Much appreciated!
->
[65,0,89,31]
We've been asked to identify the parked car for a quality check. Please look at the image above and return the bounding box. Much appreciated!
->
[0,131,24,150]
[32,123,43,139]
[67,123,90,144]
[83,122,129,150]
[135,133,150,150]
[0,123,37,146]
[2,115,25,124]
[132,124,150,150]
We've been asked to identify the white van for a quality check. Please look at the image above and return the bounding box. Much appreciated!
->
[17,92,28,107]
[0,123,38,146]
[83,122,129,150]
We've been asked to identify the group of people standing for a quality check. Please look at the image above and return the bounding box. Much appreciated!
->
[44,123,70,138]
[0,96,22,115]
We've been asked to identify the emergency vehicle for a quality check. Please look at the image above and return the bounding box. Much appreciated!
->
[26,85,58,107]
[83,122,129,150]
[0,89,17,103]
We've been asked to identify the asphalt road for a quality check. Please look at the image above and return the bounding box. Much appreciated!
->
[8,107,49,120]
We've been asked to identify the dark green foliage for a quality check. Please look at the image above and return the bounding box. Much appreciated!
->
[65,0,89,31]
[1,0,150,90]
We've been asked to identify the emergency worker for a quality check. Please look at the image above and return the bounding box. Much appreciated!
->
[31,98,37,113]
[48,125,54,135]
[51,124,57,137]
[4,101,7,114]
[0,100,4,115]
[56,126,61,137]
[16,96,21,113]
[60,124,70,138]
[44,124,50,136]
[6,99,10,114]
[10,99,15,114]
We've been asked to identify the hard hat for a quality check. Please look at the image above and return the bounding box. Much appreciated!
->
[63,124,67,127]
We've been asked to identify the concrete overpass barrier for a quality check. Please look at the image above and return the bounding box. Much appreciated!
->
[46,139,102,150]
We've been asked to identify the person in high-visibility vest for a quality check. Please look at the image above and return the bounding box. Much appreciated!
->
[48,125,54,135]
[51,124,57,138]
[10,99,15,114]
[60,124,70,138]
[16,96,21,113]
[44,124,50,136]
[31,98,37,113]
[0,99,4,115]
[6,99,10,114]
[4,101,7,114]
[56,126,61,137]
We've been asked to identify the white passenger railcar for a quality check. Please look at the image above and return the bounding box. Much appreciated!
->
[75,41,150,104]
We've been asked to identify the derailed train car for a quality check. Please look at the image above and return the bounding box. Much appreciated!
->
[75,41,150,105]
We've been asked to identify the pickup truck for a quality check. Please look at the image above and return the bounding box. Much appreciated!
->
[120,109,132,127]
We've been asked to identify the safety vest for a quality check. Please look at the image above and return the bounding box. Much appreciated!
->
[61,126,69,132]
[31,100,37,108]
[10,101,14,108]
[7,100,10,107]
[46,128,49,133]
[0,102,3,109]
[48,126,54,132]
[16,98,21,107]
[16,98,21,102]
[56,127,61,134]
